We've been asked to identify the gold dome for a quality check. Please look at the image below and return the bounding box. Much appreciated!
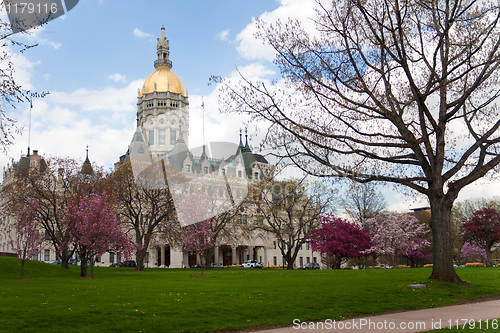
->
[141,68,185,96]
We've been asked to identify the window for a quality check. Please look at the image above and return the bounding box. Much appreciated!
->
[110,253,115,264]
[273,241,276,249]
[148,130,154,145]
[96,256,101,263]
[170,129,176,145]
[306,257,310,264]
[185,164,190,172]
[145,253,149,264]
[313,257,317,264]
[273,256,277,266]
[253,216,258,224]
[306,242,310,250]
[238,170,242,177]
[44,249,50,261]
[117,253,122,264]
[300,244,303,250]
[222,168,225,176]
[203,166,208,174]
[32,254,38,261]
[254,172,259,179]
[158,129,166,145]
[299,257,303,267]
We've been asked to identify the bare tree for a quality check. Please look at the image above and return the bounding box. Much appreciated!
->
[251,178,332,269]
[218,0,500,283]
[108,160,176,271]
[341,182,387,224]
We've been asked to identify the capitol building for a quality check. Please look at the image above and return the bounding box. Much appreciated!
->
[0,27,322,269]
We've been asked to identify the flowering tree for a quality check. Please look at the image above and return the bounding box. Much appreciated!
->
[363,214,430,267]
[177,191,215,276]
[309,214,371,269]
[459,242,487,265]
[461,208,500,267]
[10,199,43,278]
[181,220,214,276]
[64,193,133,278]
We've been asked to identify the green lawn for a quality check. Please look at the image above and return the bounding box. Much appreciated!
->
[1,256,500,332]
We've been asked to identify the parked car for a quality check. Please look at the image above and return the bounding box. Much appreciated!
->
[68,259,77,265]
[109,263,120,267]
[301,262,320,270]
[241,260,263,268]
[211,263,225,268]
[120,260,136,267]
[48,260,60,265]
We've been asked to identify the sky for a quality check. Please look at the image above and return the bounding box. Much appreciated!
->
[1,0,499,212]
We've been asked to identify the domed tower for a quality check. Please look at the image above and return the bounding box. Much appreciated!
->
[137,26,189,157]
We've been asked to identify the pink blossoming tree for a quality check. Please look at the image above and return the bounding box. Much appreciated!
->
[10,199,43,278]
[460,242,487,265]
[64,192,133,278]
[177,191,215,276]
[309,214,372,269]
[363,214,430,267]
[461,207,500,267]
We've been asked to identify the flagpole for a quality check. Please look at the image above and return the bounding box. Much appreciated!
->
[27,98,32,156]
[202,96,205,147]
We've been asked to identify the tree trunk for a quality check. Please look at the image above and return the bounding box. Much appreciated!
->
[204,247,214,270]
[80,255,88,278]
[90,256,94,278]
[21,259,25,278]
[135,247,147,272]
[428,197,462,283]
[485,248,493,267]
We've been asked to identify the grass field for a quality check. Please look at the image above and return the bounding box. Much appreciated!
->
[1,256,500,332]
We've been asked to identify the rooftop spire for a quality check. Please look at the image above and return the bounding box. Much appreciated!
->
[242,127,251,153]
[85,145,90,163]
[81,145,93,175]
[155,26,172,69]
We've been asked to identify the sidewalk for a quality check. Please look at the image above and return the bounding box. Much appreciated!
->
[258,299,500,332]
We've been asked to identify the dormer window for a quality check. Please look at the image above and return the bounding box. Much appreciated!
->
[185,165,190,172]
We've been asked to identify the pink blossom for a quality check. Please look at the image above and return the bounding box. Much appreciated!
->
[309,214,372,269]
[10,199,43,277]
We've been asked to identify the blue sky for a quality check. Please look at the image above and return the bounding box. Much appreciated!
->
[2,0,498,211]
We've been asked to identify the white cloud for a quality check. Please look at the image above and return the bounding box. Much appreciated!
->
[217,29,230,41]
[235,0,320,61]
[20,26,62,50]
[9,53,38,90]
[133,28,153,39]
[107,73,127,83]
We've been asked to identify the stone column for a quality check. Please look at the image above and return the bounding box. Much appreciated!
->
[248,246,254,260]
[160,245,165,267]
[170,247,184,268]
[231,246,237,265]
[214,246,220,265]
